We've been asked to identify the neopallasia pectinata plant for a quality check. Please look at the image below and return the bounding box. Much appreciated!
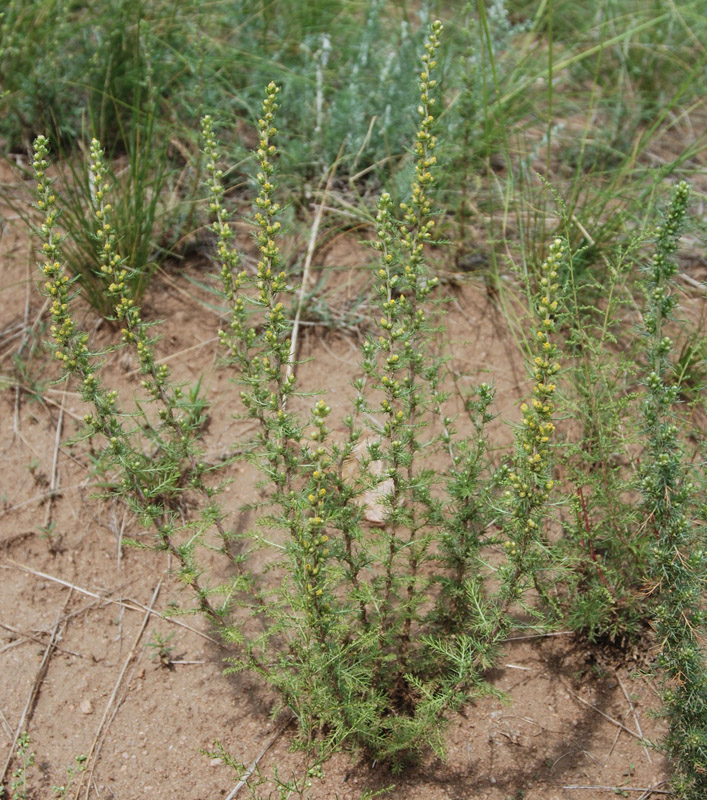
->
[638,181,707,799]
[200,20,570,767]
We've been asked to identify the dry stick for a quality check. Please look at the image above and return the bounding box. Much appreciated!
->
[10,386,84,422]
[42,391,65,533]
[599,724,622,773]
[115,508,127,644]
[81,608,154,800]
[0,620,81,658]
[562,786,669,795]
[2,560,219,645]
[637,784,669,800]
[0,707,12,741]
[506,630,574,641]
[0,638,28,656]
[678,272,705,290]
[616,670,652,764]
[0,589,72,789]
[224,715,295,800]
[74,582,161,800]
[286,159,340,386]
[564,684,646,743]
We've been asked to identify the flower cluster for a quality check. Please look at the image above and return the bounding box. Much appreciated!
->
[399,18,442,294]
[504,237,566,561]
[205,84,293,424]
[33,137,224,621]
[86,139,170,395]
[202,115,241,303]
[34,138,80,367]
[368,23,443,458]
[33,136,120,439]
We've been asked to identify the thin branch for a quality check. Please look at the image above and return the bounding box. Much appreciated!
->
[42,391,65,534]
[616,671,652,764]
[75,582,161,800]
[286,157,341,385]
[562,786,669,795]
[0,590,72,788]
[225,715,294,800]
[2,560,219,644]
[0,620,82,658]
[564,683,647,743]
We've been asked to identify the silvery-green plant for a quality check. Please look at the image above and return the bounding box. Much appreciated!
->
[201,21,570,767]
[637,181,707,800]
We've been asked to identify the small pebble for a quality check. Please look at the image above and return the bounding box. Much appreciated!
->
[80,699,94,715]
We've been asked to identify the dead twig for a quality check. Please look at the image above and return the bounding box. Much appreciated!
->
[0,590,72,789]
[599,725,622,773]
[637,783,669,800]
[506,630,573,641]
[75,582,161,800]
[616,670,652,764]
[8,383,84,422]
[0,483,84,517]
[0,620,82,658]
[41,391,65,538]
[0,638,28,656]
[564,684,647,744]
[2,560,219,645]
[678,272,705,290]
[286,156,341,388]
[0,706,13,741]
[562,786,669,795]
[225,715,295,800]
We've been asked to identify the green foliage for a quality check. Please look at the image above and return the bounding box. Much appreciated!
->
[52,754,87,798]
[146,629,176,668]
[6,0,704,319]
[556,241,646,644]
[33,132,230,624]
[0,0,206,150]
[9,733,34,800]
[637,182,707,800]
[32,22,570,770]
[53,123,189,314]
